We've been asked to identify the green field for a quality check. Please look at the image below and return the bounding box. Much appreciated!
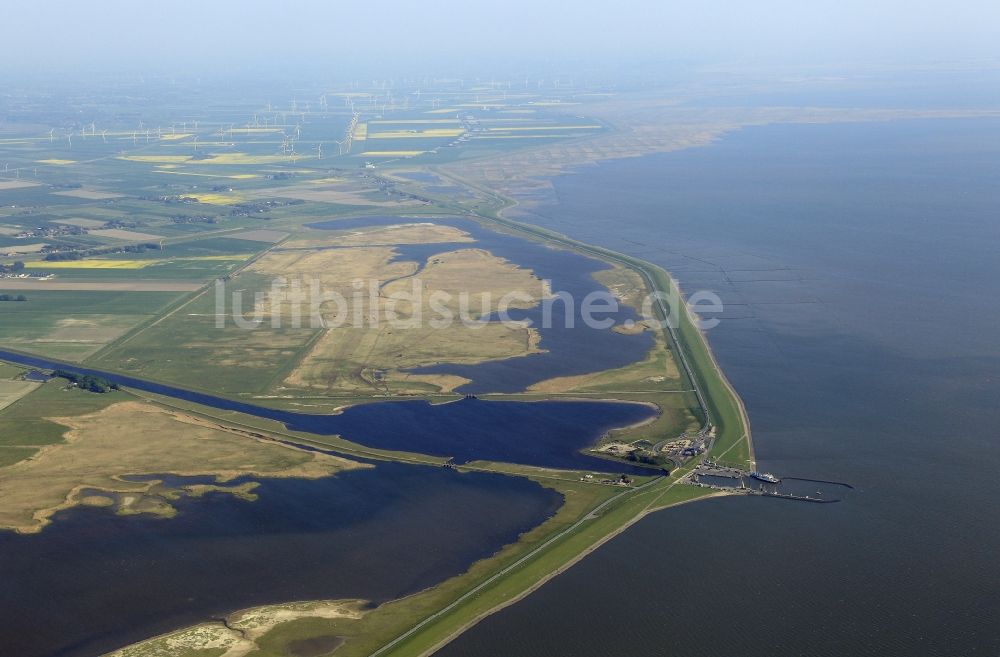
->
[0,290,185,360]
[90,274,322,395]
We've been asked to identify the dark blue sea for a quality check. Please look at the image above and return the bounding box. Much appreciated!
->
[438,118,1000,657]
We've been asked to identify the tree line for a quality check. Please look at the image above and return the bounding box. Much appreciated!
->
[53,370,119,393]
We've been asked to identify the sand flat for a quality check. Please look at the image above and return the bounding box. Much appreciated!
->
[0,180,40,191]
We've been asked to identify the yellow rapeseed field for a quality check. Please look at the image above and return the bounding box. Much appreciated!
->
[368,119,462,125]
[476,134,576,139]
[487,125,602,131]
[155,170,259,180]
[358,150,425,157]
[118,155,192,163]
[367,129,464,139]
[185,192,248,204]
[198,153,299,165]
[119,153,299,165]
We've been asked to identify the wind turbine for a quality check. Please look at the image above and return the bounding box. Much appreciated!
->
[101,130,108,143]
[48,129,54,142]
[316,143,323,159]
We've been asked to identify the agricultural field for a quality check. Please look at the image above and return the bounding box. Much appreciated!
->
[93,220,550,397]
[0,289,186,360]
[0,380,39,412]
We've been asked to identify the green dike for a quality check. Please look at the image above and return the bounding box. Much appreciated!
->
[74,385,717,657]
[363,476,716,657]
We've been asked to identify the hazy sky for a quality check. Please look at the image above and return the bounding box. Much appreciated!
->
[6,0,1000,72]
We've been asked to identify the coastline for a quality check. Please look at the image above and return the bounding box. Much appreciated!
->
[413,490,731,657]
[461,196,755,467]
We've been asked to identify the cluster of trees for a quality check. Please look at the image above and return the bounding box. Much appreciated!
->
[0,261,25,273]
[171,214,219,225]
[626,450,665,466]
[43,251,83,261]
[53,369,119,393]
[103,220,138,229]
[0,294,27,302]
[228,199,304,217]
[44,242,162,261]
